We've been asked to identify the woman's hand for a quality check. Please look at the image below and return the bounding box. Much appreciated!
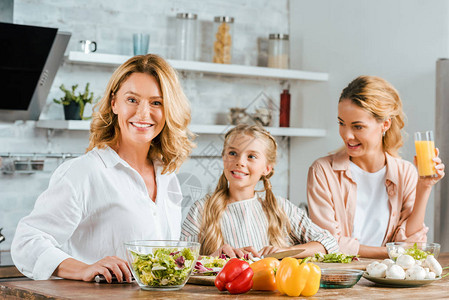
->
[80,256,132,283]
[54,256,132,283]
[211,244,260,258]
[404,226,429,242]
[258,245,281,257]
[415,148,445,188]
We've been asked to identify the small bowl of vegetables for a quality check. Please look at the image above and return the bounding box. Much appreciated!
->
[386,242,440,261]
[124,240,200,291]
[320,268,364,288]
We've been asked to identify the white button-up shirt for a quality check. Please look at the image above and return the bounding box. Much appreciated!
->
[11,147,183,280]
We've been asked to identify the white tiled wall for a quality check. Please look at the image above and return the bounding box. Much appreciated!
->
[0,0,291,250]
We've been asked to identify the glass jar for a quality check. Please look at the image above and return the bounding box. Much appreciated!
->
[213,16,234,64]
[175,13,198,61]
[268,33,289,69]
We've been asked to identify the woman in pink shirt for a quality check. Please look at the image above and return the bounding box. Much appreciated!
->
[307,76,445,258]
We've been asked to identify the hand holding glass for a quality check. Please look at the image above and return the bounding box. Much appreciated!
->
[414,131,437,178]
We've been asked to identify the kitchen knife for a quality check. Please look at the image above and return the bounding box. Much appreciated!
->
[264,249,305,259]
[94,274,134,283]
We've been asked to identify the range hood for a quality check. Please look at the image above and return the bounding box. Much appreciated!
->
[0,22,71,121]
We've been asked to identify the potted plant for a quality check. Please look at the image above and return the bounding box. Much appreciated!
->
[53,83,97,120]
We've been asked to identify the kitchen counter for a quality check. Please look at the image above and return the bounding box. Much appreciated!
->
[1,253,448,299]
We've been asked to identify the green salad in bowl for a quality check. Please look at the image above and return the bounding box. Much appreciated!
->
[124,240,200,290]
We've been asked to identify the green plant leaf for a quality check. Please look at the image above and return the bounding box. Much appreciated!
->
[53,82,97,118]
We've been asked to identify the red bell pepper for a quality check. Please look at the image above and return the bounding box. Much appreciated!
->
[214,258,254,294]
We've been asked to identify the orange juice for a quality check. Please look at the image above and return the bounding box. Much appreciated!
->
[415,140,436,177]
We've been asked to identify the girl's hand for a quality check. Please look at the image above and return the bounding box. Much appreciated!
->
[80,256,132,283]
[211,244,260,258]
[258,245,281,257]
[415,148,445,187]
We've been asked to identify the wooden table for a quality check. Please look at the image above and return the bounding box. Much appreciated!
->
[1,253,448,299]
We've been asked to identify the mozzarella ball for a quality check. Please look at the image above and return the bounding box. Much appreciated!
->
[369,263,388,278]
[396,254,415,270]
[382,259,395,268]
[405,265,426,280]
[425,255,442,277]
[366,261,379,274]
[426,271,436,279]
[386,265,406,279]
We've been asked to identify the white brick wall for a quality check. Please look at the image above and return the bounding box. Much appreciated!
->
[0,0,290,250]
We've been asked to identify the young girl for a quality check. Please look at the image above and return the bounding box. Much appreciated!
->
[181,125,338,258]
[307,76,445,258]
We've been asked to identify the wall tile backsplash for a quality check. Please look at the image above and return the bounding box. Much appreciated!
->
[0,0,290,250]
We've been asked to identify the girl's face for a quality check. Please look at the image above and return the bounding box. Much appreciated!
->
[223,133,273,193]
[111,72,165,147]
[338,98,390,161]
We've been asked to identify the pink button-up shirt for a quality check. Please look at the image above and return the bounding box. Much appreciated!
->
[307,150,427,255]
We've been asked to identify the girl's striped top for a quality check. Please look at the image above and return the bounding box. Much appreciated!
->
[181,194,339,254]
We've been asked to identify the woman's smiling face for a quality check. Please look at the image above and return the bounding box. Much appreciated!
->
[338,98,388,160]
[111,72,165,146]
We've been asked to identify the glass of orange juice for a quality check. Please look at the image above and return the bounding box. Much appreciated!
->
[414,131,437,178]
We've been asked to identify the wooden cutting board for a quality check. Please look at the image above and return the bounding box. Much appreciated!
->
[188,275,216,286]
[188,259,377,286]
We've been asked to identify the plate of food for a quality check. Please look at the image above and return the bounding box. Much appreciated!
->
[362,251,445,288]
[363,272,442,287]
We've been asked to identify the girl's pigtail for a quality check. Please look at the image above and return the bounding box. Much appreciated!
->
[199,173,229,255]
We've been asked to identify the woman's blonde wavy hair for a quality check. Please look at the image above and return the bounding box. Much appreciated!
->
[87,54,195,174]
[199,124,291,255]
[339,75,406,157]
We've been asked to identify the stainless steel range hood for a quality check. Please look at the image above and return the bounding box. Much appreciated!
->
[0,23,71,121]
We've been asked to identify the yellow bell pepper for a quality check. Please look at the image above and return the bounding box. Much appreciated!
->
[250,257,280,291]
[301,262,321,296]
[275,257,321,297]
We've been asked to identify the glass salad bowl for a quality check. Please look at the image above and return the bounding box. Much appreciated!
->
[386,242,440,261]
[320,268,364,288]
[124,240,200,291]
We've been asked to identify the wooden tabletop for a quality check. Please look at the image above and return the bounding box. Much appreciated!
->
[1,253,448,300]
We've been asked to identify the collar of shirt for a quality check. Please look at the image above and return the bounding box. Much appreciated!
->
[95,146,163,174]
[331,150,399,195]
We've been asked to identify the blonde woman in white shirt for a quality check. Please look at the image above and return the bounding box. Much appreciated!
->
[12,54,195,283]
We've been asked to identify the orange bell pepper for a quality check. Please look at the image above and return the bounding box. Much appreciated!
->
[275,257,321,297]
[250,257,280,291]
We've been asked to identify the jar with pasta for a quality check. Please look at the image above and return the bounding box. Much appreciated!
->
[268,34,289,69]
[213,16,234,64]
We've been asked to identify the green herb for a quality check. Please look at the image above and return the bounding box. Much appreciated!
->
[311,252,358,264]
[53,83,98,120]
[130,247,195,286]
[403,243,432,261]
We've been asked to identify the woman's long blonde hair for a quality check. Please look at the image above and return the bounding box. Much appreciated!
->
[199,125,291,254]
[339,75,405,157]
[87,54,195,173]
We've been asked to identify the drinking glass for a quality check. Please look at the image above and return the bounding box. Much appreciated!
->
[133,33,150,55]
[414,131,437,178]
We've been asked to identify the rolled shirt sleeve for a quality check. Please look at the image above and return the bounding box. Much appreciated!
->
[12,176,82,279]
[307,160,360,255]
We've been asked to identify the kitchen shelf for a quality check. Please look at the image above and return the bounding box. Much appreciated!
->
[36,120,326,137]
[67,51,329,81]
